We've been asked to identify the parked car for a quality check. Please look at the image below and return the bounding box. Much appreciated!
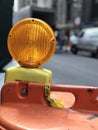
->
[70,27,98,57]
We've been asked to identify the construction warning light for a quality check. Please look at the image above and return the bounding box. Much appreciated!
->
[1,18,98,130]
[8,18,56,68]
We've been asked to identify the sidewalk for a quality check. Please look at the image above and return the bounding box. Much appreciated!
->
[0,60,18,89]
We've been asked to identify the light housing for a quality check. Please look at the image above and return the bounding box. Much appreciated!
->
[8,18,56,68]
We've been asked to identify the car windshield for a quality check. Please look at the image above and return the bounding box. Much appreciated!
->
[85,28,98,37]
[78,30,85,37]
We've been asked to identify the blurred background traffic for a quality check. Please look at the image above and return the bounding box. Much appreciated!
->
[0,0,98,87]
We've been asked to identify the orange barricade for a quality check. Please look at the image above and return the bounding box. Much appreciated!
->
[0,81,98,130]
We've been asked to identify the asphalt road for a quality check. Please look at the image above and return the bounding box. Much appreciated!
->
[0,52,98,89]
[43,52,98,87]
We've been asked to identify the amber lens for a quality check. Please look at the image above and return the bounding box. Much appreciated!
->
[8,18,56,67]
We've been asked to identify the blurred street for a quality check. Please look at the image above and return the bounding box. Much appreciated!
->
[1,52,98,89]
[44,52,98,87]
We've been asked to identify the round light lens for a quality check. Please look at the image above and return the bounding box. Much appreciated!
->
[8,18,56,68]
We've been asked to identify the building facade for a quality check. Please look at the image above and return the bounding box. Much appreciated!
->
[14,0,98,28]
[13,0,57,26]
[75,0,98,25]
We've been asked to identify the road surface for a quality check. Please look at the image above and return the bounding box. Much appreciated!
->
[0,52,98,89]
[44,52,98,87]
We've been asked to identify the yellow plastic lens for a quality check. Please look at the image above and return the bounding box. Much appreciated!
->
[8,18,56,68]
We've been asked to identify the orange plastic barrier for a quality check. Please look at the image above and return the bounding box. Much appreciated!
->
[0,81,98,130]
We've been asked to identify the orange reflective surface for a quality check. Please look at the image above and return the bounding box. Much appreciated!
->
[8,18,56,68]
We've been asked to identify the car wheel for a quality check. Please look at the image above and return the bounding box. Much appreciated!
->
[91,53,96,58]
[95,49,98,58]
[92,49,98,58]
[71,45,78,54]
